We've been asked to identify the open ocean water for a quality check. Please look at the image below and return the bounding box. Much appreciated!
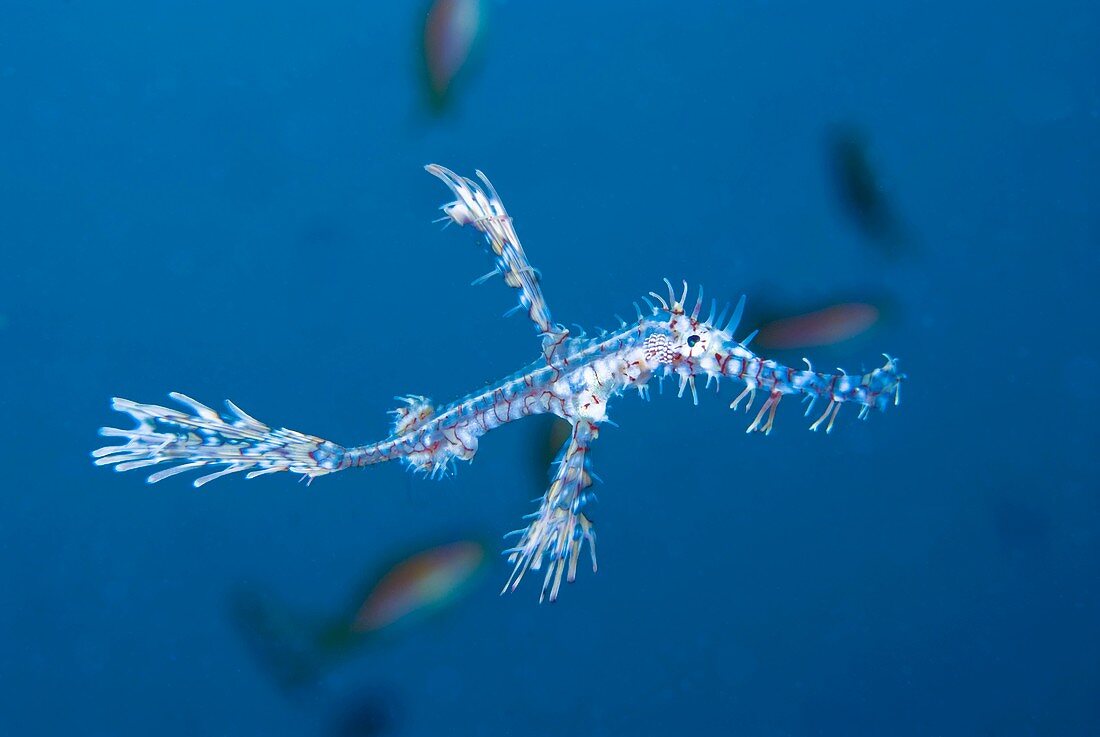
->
[1,1,1097,735]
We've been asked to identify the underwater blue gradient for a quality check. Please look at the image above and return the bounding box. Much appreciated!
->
[1,1,1097,735]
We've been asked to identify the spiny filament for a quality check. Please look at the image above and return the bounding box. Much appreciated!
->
[93,164,906,602]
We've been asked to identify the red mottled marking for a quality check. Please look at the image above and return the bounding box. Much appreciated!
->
[440,425,473,455]
[545,332,569,364]
[523,392,542,414]
[473,410,489,433]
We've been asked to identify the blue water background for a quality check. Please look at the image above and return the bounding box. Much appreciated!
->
[1,1,1097,735]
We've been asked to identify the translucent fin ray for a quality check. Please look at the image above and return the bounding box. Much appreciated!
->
[503,421,599,603]
[93,395,348,486]
[425,164,569,360]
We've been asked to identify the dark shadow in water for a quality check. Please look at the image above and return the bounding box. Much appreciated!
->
[827,123,911,258]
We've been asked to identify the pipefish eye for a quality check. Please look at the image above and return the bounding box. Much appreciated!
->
[686,335,700,347]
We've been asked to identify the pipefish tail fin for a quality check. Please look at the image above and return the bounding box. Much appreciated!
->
[93,394,350,486]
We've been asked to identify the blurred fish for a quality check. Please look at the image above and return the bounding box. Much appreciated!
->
[422,0,484,111]
[353,541,485,632]
[828,124,907,255]
[756,302,880,351]
[230,587,331,691]
[230,540,487,691]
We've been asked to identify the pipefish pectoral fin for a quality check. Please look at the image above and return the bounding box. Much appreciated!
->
[425,164,570,362]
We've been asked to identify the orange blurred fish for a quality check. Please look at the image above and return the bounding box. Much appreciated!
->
[756,302,880,350]
[353,541,485,633]
[422,0,483,111]
[230,540,487,690]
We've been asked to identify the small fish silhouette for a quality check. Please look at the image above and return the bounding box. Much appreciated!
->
[230,540,487,690]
